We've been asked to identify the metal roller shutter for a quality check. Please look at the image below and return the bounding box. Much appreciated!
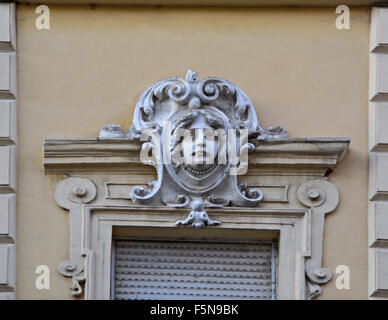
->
[112,239,277,300]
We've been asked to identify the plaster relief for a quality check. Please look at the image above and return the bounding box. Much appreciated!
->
[45,70,349,299]
[108,70,288,227]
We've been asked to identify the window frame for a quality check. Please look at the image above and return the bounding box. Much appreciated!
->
[80,205,310,300]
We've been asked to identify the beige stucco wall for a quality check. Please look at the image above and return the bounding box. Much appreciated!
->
[16,5,369,299]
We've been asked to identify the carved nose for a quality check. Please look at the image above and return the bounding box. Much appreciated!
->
[195,139,205,148]
[193,144,205,155]
[194,134,206,152]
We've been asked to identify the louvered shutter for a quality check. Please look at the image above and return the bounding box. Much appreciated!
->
[112,239,277,300]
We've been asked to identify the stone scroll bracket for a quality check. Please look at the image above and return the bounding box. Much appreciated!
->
[55,177,97,297]
[297,178,339,299]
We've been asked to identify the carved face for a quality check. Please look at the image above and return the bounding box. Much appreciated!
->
[182,128,218,170]
[172,111,223,178]
[165,107,230,194]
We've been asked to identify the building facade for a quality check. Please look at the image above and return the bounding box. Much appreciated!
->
[0,0,387,299]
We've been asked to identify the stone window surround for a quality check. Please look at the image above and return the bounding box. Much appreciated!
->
[78,205,307,300]
[46,138,348,299]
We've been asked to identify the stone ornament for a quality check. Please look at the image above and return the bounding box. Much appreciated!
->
[46,71,350,300]
[99,124,126,139]
[55,177,97,297]
[55,177,97,207]
[58,260,85,296]
[119,70,288,227]
[175,199,221,228]
[129,70,287,139]
[297,179,339,299]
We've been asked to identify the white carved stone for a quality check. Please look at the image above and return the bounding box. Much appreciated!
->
[69,205,319,299]
[44,71,349,299]
[297,179,339,298]
[102,71,288,226]
[45,138,349,299]
[99,124,126,139]
[47,171,346,299]
[55,177,97,296]
[44,138,348,174]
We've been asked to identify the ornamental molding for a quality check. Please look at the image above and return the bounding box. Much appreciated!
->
[43,70,349,299]
[44,137,349,174]
[99,71,288,226]
[118,70,288,225]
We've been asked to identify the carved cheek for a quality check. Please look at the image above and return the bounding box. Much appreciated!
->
[182,140,194,165]
[204,139,217,164]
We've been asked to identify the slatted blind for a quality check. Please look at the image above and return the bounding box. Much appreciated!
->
[112,239,277,300]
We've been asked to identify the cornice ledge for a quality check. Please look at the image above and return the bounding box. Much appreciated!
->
[252,137,350,161]
[43,137,350,173]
